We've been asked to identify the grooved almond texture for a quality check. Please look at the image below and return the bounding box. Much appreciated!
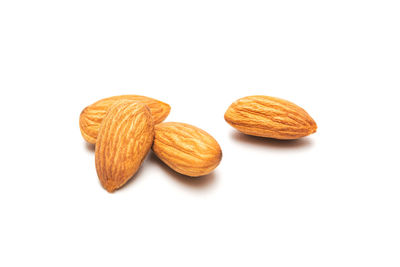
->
[95,100,154,192]
[80,95,170,144]
[224,95,317,139]
[152,122,222,177]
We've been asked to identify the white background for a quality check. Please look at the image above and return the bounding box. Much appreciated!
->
[1,1,399,266]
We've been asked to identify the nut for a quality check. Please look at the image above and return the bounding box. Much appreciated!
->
[224,95,317,139]
[95,100,154,192]
[152,122,222,177]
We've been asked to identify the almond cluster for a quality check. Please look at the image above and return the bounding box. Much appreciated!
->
[79,95,222,192]
[80,94,317,193]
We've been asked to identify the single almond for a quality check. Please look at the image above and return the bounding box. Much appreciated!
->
[152,122,222,177]
[80,95,170,144]
[224,95,317,139]
[95,100,154,192]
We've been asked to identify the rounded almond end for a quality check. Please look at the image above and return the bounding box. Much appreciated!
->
[224,110,232,125]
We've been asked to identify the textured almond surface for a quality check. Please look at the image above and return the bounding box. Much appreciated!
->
[95,100,154,192]
[152,122,222,177]
[224,95,317,139]
[80,95,169,144]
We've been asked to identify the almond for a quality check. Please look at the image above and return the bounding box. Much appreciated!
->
[80,95,170,144]
[152,122,222,177]
[224,95,317,139]
[95,100,154,192]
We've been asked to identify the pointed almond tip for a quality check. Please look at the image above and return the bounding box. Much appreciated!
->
[165,102,171,112]
[309,123,317,135]
[312,121,318,133]
[164,103,171,117]
[159,100,171,113]
[105,186,116,193]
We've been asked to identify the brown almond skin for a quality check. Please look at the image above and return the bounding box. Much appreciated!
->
[80,95,170,144]
[152,122,222,177]
[224,95,317,139]
[95,100,154,193]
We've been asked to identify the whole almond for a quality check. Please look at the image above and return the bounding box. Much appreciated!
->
[152,122,222,177]
[95,100,154,192]
[80,95,170,144]
[224,95,317,139]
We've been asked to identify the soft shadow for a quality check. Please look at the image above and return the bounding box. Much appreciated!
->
[147,152,217,189]
[85,142,95,152]
[230,131,314,149]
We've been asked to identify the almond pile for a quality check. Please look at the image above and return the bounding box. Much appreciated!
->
[79,95,222,192]
[80,94,317,193]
